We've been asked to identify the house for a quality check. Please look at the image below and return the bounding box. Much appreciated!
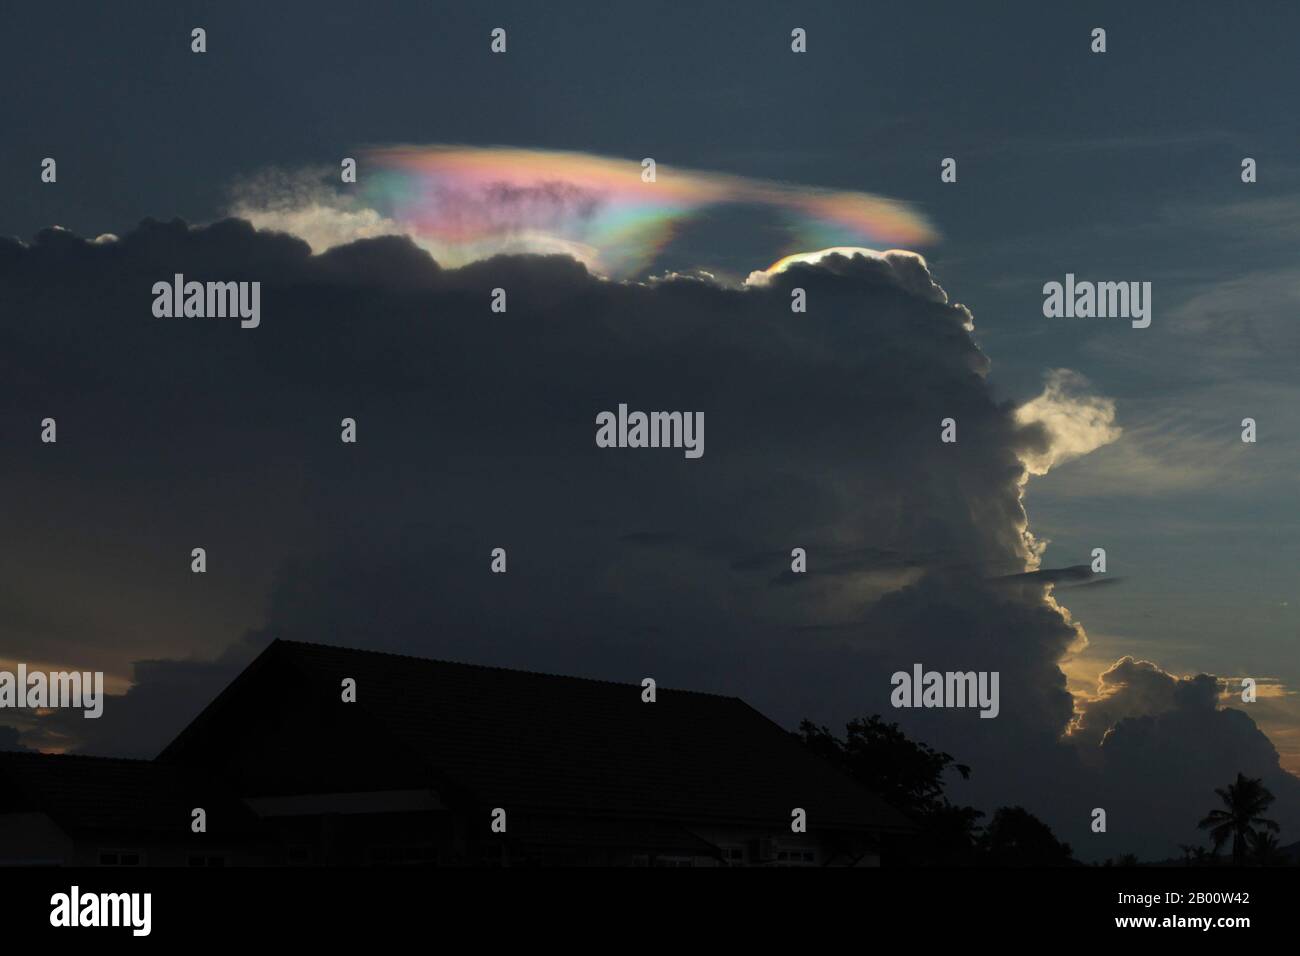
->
[3,639,912,866]
[0,751,270,866]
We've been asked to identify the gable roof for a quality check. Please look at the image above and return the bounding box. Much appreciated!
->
[0,750,264,839]
[165,639,912,834]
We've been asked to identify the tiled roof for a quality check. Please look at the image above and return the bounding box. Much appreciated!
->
[0,750,264,838]
[230,639,912,833]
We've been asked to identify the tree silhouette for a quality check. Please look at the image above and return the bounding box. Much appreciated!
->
[1178,843,1217,867]
[978,806,1075,866]
[798,716,983,864]
[798,716,970,818]
[800,716,1080,865]
[1197,772,1279,866]
[1250,831,1283,866]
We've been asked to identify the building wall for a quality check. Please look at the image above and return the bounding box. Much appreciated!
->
[66,840,271,867]
[0,811,272,866]
[0,807,886,867]
[0,812,73,865]
[687,825,880,867]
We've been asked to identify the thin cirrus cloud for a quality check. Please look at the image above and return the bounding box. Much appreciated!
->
[229,145,939,277]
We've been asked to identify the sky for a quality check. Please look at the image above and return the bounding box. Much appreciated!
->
[1,0,1298,861]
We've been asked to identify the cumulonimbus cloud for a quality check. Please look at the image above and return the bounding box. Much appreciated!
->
[0,219,1291,861]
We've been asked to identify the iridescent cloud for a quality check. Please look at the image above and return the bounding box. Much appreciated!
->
[353,146,937,276]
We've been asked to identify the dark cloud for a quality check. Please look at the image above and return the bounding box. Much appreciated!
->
[1071,657,1300,859]
[2,220,1295,860]
[996,565,1123,589]
[23,632,269,759]
[1072,656,1219,750]
[0,725,35,753]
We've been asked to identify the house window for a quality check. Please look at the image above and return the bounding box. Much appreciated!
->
[719,846,745,865]
[98,850,143,866]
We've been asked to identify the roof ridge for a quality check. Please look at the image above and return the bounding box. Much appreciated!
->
[0,750,154,763]
[271,638,745,702]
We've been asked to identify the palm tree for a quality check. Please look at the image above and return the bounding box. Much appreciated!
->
[1197,773,1280,865]
[1250,831,1282,866]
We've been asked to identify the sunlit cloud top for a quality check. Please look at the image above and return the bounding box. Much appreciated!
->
[231,146,938,278]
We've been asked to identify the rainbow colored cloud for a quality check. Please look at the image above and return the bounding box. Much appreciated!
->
[358,146,937,277]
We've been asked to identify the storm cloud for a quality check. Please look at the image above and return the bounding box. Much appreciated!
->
[1071,656,1300,859]
[1,218,1294,859]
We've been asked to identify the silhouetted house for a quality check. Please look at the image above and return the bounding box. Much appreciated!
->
[164,640,912,865]
[3,640,912,866]
[0,752,269,866]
